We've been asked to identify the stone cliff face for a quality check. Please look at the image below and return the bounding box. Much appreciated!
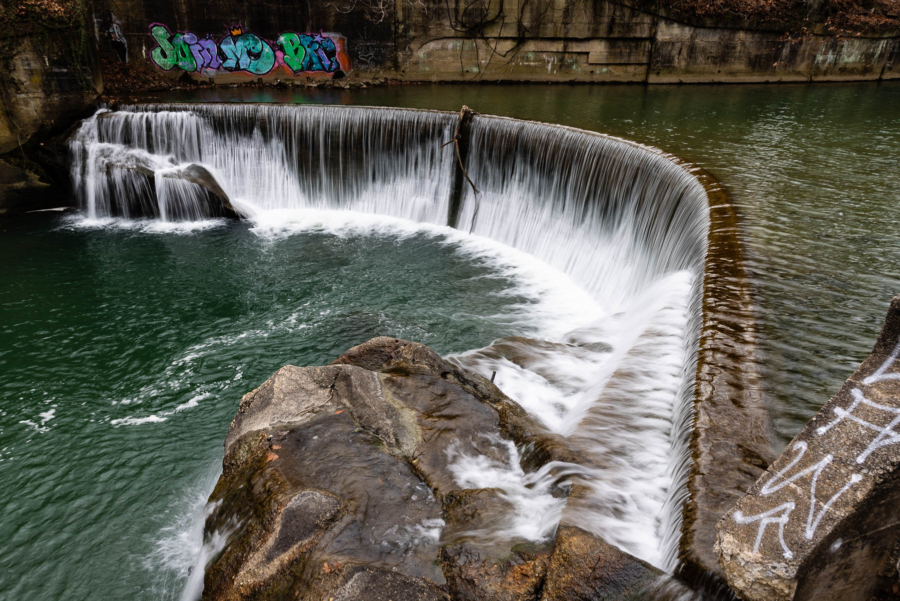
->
[0,0,102,213]
[200,337,682,600]
[0,1,101,153]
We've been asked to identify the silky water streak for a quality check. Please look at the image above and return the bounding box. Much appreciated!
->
[68,104,710,571]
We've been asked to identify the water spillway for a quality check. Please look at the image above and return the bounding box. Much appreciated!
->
[70,105,457,223]
[68,103,710,573]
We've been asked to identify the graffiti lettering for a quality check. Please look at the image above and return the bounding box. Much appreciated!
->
[277,33,340,74]
[733,340,900,559]
[741,440,862,558]
[734,503,796,558]
[148,24,348,76]
[188,36,221,71]
[219,30,275,74]
[150,24,196,72]
[864,340,900,385]
[277,33,307,73]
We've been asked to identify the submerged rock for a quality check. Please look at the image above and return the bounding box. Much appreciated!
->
[201,337,670,600]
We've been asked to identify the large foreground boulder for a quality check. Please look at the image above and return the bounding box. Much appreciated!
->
[201,337,672,600]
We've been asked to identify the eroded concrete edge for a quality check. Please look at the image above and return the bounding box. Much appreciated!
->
[677,165,778,594]
[716,296,900,601]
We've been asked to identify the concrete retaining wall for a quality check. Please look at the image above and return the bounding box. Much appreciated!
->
[717,296,900,600]
[678,165,777,594]
[95,0,899,87]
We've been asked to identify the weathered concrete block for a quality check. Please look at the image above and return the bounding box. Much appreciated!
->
[717,296,900,601]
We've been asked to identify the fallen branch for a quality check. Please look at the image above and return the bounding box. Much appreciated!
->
[442,105,479,195]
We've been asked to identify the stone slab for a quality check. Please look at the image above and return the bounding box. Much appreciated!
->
[717,296,900,601]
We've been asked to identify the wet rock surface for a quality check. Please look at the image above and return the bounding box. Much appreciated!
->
[440,540,552,601]
[202,337,670,600]
[541,526,662,601]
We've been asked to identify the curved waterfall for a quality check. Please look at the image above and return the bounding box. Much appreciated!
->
[68,103,709,572]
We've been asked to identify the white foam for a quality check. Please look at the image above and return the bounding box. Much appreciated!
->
[111,415,169,426]
[175,393,210,413]
[18,420,49,433]
[62,214,225,234]
[145,464,229,601]
[18,408,57,433]
[39,409,56,424]
[447,437,567,543]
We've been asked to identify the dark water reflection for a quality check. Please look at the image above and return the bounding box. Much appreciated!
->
[149,82,900,447]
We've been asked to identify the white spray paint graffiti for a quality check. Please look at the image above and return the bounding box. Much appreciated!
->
[736,441,861,557]
[863,341,900,385]
[758,442,830,496]
[734,340,900,558]
[817,388,900,464]
[733,503,796,558]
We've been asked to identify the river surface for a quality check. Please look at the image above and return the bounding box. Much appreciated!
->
[1,214,583,599]
[1,82,899,599]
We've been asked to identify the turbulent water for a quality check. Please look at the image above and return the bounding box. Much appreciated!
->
[65,103,710,576]
[0,215,594,600]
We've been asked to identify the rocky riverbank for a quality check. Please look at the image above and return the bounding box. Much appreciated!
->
[199,337,689,600]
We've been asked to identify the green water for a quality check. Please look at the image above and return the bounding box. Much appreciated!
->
[2,82,899,599]
[0,218,540,599]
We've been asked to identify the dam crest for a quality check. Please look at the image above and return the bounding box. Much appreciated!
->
[68,103,769,589]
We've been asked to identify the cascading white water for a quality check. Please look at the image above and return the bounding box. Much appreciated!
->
[452,117,708,569]
[70,105,457,223]
[68,104,709,573]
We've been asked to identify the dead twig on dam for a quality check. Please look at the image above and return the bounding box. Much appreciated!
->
[443,105,479,195]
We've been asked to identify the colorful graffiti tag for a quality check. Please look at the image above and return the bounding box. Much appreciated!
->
[148,24,348,76]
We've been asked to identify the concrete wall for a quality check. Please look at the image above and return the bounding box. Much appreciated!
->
[651,21,899,83]
[717,297,900,601]
[97,0,899,88]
